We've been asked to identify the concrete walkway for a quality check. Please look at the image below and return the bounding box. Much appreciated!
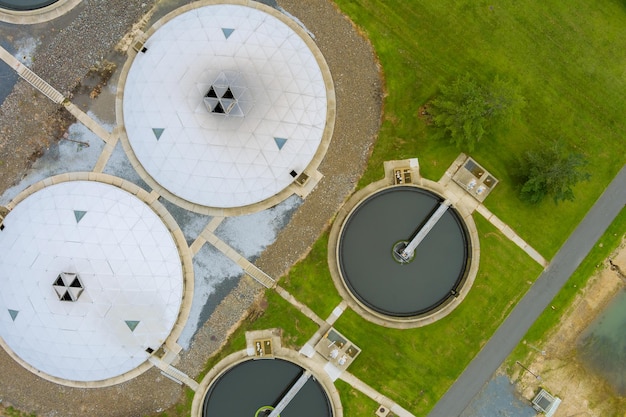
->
[428,164,626,417]
[148,356,199,391]
[339,372,415,417]
[63,102,115,143]
[275,285,326,326]
[0,44,115,145]
[475,204,548,267]
[439,159,549,268]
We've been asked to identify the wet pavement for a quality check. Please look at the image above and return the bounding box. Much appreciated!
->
[461,375,536,417]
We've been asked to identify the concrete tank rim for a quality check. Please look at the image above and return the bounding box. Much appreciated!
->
[338,185,470,316]
[328,178,480,329]
[115,0,336,216]
[191,347,342,417]
[0,0,82,24]
[0,172,194,388]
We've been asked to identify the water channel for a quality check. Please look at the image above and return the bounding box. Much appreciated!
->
[577,289,626,395]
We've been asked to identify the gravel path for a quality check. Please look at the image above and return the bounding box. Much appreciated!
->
[0,1,382,416]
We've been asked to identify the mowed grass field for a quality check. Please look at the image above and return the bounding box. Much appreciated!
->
[335,0,626,258]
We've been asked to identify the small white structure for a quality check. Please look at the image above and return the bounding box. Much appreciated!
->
[532,388,562,417]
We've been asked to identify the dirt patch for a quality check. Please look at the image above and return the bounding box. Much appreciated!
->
[511,239,626,417]
[417,104,432,124]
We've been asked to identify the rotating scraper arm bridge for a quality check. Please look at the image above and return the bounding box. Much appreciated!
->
[268,370,312,417]
[398,199,451,261]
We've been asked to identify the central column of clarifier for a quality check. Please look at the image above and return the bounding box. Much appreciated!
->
[397,199,451,263]
[267,370,311,417]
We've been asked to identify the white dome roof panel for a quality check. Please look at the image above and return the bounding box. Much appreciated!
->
[0,181,183,383]
[123,4,329,208]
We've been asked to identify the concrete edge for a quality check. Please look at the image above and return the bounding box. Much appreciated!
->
[190,333,342,417]
[0,0,82,25]
[327,165,480,329]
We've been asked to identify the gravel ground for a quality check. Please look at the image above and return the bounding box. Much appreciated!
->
[0,0,157,192]
[0,0,382,416]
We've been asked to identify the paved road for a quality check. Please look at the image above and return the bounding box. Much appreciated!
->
[428,164,626,417]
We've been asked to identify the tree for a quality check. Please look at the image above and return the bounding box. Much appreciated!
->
[428,74,524,151]
[517,141,590,204]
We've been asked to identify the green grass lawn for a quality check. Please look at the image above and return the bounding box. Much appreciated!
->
[335,379,380,416]
[155,2,626,416]
[280,232,343,319]
[337,0,626,258]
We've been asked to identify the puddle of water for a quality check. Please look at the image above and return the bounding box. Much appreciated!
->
[577,289,626,395]
[70,51,124,125]
[13,35,39,65]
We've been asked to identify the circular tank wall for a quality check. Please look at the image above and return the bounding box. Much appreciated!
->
[0,0,59,10]
[202,358,332,417]
[337,185,474,320]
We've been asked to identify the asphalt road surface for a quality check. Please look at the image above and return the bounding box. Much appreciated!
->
[428,164,626,417]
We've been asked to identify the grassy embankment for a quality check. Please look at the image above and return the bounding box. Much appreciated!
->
[505,208,626,416]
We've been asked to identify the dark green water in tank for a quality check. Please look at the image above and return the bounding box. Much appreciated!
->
[338,186,470,317]
[0,0,59,11]
[202,358,332,417]
[577,289,626,395]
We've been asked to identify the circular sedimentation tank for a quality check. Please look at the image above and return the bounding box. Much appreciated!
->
[0,0,59,10]
[202,358,332,417]
[335,185,477,324]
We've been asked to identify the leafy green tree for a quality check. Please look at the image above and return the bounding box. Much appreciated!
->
[518,141,590,204]
[428,74,524,150]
